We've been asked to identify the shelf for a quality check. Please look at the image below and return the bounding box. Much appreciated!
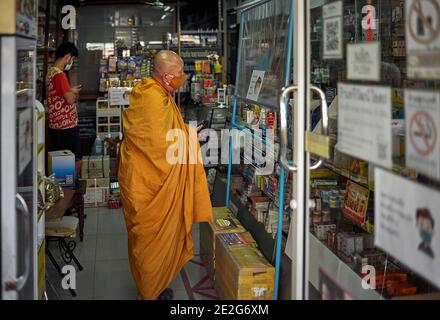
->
[231,192,285,263]
[309,233,383,300]
[323,162,371,191]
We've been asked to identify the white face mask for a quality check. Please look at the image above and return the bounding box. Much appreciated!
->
[64,58,74,71]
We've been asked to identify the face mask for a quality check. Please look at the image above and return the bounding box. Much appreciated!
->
[420,229,432,244]
[167,73,187,90]
[64,59,74,71]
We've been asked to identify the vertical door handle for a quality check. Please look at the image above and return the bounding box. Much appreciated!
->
[309,85,329,171]
[5,194,31,292]
[279,85,298,172]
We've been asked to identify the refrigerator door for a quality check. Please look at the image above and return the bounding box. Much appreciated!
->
[1,36,36,300]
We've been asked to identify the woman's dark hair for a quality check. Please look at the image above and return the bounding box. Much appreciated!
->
[416,208,435,228]
[55,41,79,59]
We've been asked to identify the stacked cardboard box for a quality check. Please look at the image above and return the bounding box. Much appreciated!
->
[200,207,246,281]
[81,156,110,207]
[81,155,110,179]
[214,235,275,300]
[79,177,110,207]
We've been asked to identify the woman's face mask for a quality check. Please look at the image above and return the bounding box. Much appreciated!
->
[64,57,74,71]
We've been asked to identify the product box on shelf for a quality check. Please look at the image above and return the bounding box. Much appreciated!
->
[314,223,337,241]
[214,237,275,300]
[48,150,76,186]
[199,207,247,281]
[81,155,110,179]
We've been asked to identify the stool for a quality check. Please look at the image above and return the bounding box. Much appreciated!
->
[46,216,83,297]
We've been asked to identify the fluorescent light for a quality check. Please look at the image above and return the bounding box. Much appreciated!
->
[148,41,163,44]
[164,6,171,12]
[161,14,167,20]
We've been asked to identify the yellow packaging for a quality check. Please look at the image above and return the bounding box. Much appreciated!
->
[200,207,247,281]
[214,236,275,300]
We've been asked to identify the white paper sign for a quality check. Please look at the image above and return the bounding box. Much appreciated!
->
[246,70,265,101]
[322,0,343,19]
[109,87,132,106]
[323,1,343,59]
[347,42,381,81]
[375,168,440,287]
[338,83,392,168]
[18,108,32,175]
[406,0,440,79]
[405,90,440,179]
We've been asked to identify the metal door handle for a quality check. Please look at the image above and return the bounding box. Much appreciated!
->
[6,193,31,291]
[279,85,298,172]
[309,85,329,170]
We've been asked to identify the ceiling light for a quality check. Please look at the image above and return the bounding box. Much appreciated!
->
[164,6,171,12]
[161,14,167,20]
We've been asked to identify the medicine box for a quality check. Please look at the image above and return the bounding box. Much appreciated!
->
[48,150,75,186]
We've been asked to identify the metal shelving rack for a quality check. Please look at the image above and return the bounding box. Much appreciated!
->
[225,0,294,300]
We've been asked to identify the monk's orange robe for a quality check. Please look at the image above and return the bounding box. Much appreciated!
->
[118,77,213,299]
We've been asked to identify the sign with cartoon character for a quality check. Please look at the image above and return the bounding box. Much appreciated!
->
[375,168,440,287]
[246,70,265,102]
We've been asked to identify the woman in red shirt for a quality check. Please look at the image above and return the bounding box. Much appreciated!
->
[46,41,82,162]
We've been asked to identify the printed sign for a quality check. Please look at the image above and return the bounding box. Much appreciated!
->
[338,83,392,168]
[347,42,381,81]
[305,131,331,159]
[323,1,343,59]
[343,180,370,224]
[375,168,440,287]
[246,70,265,101]
[405,90,440,178]
[406,0,440,79]
[108,87,132,105]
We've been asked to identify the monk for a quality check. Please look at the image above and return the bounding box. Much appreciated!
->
[118,50,213,300]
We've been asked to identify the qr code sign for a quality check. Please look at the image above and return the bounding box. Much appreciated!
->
[377,141,387,161]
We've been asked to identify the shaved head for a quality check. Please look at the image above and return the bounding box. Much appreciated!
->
[153,50,184,76]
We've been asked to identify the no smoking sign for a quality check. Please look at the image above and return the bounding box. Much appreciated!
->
[409,111,437,156]
[406,0,440,79]
[405,90,440,179]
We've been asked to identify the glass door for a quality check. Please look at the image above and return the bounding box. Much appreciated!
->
[301,0,440,300]
[1,36,36,300]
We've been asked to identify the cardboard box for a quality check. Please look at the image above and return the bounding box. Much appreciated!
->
[81,155,110,179]
[200,207,247,281]
[48,150,76,186]
[84,187,109,207]
[214,238,275,300]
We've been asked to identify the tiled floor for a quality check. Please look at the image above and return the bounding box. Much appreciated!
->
[46,207,218,300]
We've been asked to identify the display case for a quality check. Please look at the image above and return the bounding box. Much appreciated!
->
[294,0,440,300]
[225,0,295,300]
[0,0,38,300]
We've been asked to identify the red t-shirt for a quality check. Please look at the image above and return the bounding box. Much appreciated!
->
[46,67,78,130]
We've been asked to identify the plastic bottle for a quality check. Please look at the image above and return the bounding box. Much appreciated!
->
[93,135,103,155]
